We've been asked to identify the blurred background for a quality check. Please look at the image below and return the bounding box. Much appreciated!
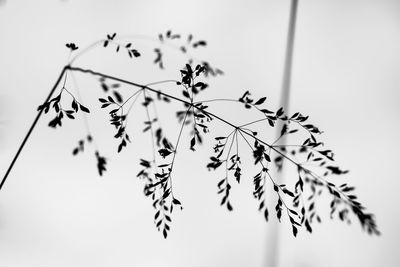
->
[1,0,399,266]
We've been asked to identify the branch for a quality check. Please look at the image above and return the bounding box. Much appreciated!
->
[0,66,68,191]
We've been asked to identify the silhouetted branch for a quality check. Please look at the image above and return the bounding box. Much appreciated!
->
[1,32,380,239]
[0,66,68,191]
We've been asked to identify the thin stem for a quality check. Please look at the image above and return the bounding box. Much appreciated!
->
[123,90,143,129]
[168,107,191,198]
[224,130,237,180]
[0,66,68,190]
[192,98,239,105]
[69,40,104,65]
[120,88,144,109]
[69,72,99,150]
[239,118,268,128]
[144,80,180,87]
[235,130,239,158]
[143,89,157,164]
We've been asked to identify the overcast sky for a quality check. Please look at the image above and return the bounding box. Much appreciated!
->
[1,1,400,267]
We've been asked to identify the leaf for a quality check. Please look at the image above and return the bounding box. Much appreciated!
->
[37,102,48,112]
[140,159,151,168]
[154,210,160,220]
[305,219,312,233]
[277,209,282,221]
[80,104,90,113]
[66,113,75,119]
[71,100,78,112]
[158,148,172,158]
[162,189,171,199]
[276,107,284,117]
[190,136,196,151]
[113,91,123,103]
[264,208,269,222]
[289,209,298,216]
[95,151,107,176]
[187,34,193,43]
[163,229,168,239]
[182,90,190,98]
[292,225,298,237]
[172,198,181,205]
[194,82,207,90]
[72,148,79,156]
[66,43,79,51]
[261,109,273,114]
[193,40,207,48]
[132,50,141,57]
[280,124,287,137]
[48,116,61,128]
[101,83,109,92]
[117,142,123,153]
[254,97,266,105]
[283,189,295,197]
[291,112,299,119]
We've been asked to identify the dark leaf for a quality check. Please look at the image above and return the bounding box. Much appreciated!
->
[276,107,284,117]
[72,148,79,156]
[113,91,123,103]
[95,151,107,176]
[264,208,269,222]
[80,104,90,113]
[172,198,181,205]
[158,148,172,158]
[163,229,168,239]
[305,219,312,233]
[227,201,233,211]
[254,97,266,105]
[190,136,196,151]
[292,225,298,237]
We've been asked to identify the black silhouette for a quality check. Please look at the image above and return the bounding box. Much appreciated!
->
[0,31,379,239]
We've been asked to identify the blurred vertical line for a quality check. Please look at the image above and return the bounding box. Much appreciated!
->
[264,0,298,267]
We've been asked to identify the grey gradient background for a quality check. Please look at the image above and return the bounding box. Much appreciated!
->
[1,0,399,266]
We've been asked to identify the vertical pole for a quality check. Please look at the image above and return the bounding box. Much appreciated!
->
[264,1,298,266]
[0,67,67,191]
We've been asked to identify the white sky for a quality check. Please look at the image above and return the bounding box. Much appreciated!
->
[1,0,400,266]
